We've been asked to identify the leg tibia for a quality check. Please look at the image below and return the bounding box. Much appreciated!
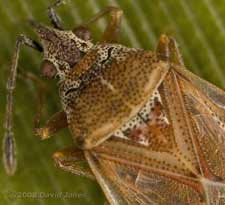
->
[53,147,94,180]
[35,110,68,140]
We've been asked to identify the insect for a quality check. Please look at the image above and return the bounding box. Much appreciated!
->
[3,0,225,204]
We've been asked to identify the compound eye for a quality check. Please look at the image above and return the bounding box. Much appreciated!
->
[41,60,57,78]
[73,26,91,41]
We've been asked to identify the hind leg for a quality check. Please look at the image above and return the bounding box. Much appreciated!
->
[156,34,184,66]
[52,146,94,179]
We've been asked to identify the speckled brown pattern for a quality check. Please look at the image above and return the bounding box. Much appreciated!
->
[7,3,224,203]
[59,43,169,148]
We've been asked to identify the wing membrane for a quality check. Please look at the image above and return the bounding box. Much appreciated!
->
[85,151,145,205]
[86,138,204,205]
[173,66,225,180]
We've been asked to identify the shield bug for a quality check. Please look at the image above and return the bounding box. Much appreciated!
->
[4,0,225,204]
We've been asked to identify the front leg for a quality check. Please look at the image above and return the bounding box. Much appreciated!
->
[76,6,123,43]
[35,110,68,140]
[101,6,123,43]
[47,1,123,43]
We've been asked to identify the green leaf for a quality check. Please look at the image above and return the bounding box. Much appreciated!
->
[0,0,225,205]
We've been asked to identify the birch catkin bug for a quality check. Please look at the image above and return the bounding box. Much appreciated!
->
[4,1,225,204]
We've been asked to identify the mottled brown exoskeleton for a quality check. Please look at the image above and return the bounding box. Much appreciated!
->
[4,0,225,204]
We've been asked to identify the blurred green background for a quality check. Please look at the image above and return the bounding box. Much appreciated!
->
[0,0,225,205]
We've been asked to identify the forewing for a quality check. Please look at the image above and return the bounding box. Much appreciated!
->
[85,138,204,205]
[172,66,225,180]
[85,150,149,205]
[175,66,225,108]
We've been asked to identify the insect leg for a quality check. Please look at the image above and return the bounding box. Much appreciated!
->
[35,110,68,140]
[155,34,170,61]
[18,69,48,132]
[18,69,68,140]
[78,6,123,43]
[156,34,184,66]
[53,147,94,180]
[168,37,184,66]
[3,35,42,175]
[17,69,68,141]
[47,0,66,30]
